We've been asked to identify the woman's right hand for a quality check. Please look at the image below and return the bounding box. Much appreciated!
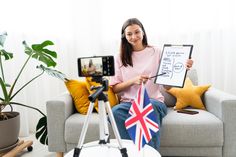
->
[132,75,149,85]
[112,75,149,93]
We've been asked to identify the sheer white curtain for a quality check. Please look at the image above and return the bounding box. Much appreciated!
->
[1,0,236,134]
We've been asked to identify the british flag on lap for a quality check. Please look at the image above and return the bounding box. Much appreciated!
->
[125,83,159,151]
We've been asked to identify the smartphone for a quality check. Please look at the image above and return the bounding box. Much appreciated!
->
[78,56,115,77]
[177,109,199,115]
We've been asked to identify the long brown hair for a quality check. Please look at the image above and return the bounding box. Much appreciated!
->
[120,18,148,67]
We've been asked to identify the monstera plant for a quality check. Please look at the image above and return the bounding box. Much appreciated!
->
[0,32,65,145]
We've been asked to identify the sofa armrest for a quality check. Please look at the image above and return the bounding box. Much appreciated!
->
[46,92,74,152]
[203,87,236,157]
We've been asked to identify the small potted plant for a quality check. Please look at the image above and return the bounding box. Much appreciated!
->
[0,32,65,152]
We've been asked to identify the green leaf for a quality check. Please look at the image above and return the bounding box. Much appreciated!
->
[22,41,33,56]
[37,64,67,81]
[23,40,57,67]
[0,49,13,60]
[32,53,39,59]
[32,40,54,51]
[36,116,48,145]
[0,32,7,47]
[42,49,57,58]
[39,55,56,67]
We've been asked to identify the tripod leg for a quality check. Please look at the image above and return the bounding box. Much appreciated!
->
[98,100,106,144]
[74,102,95,157]
[105,102,128,157]
[98,100,110,144]
[103,108,110,144]
[104,102,122,148]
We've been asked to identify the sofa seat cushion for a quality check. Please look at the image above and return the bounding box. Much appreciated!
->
[160,108,223,147]
[65,113,115,144]
[65,108,224,147]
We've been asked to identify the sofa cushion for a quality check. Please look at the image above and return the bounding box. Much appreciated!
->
[160,108,223,147]
[166,77,211,110]
[161,69,198,107]
[65,80,90,114]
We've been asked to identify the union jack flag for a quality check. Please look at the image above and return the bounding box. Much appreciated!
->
[125,83,159,151]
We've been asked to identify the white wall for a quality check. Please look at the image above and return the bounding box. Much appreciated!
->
[1,0,236,133]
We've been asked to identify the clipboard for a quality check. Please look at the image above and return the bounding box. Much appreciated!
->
[154,44,193,87]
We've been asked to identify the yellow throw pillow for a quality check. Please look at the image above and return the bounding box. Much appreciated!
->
[85,77,118,112]
[65,80,90,114]
[166,77,211,110]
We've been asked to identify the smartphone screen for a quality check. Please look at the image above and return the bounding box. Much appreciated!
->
[78,56,115,77]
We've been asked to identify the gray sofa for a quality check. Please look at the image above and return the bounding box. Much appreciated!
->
[46,70,236,157]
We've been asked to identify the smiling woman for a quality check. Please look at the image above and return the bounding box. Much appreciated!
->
[1,0,236,135]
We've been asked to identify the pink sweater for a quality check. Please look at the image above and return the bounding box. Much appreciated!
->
[110,46,164,103]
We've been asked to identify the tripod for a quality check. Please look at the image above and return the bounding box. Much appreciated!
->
[73,77,128,157]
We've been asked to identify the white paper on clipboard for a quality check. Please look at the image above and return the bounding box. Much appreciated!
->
[154,44,193,87]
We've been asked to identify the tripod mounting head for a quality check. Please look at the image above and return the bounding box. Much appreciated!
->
[88,76,109,102]
[91,76,109,91]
